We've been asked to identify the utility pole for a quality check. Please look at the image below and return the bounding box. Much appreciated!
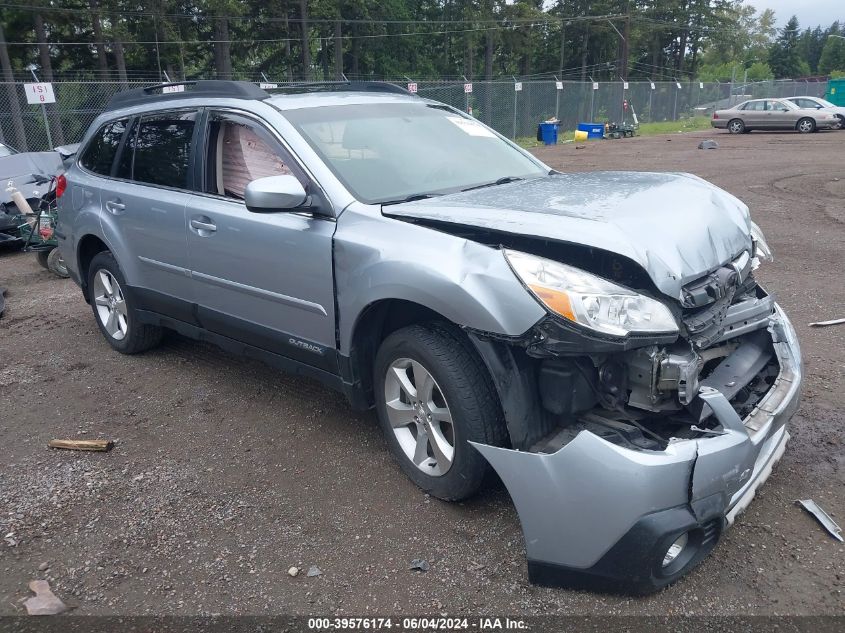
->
[620,2,631,81]
[559,20,566,74]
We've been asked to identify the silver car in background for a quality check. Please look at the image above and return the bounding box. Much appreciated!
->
[785,96,845,130]
[711,97,839,133]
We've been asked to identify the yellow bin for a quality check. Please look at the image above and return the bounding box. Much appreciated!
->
[574,130,588,141]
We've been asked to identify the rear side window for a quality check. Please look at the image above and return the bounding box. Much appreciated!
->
[79,119,127,175]
[130,111,196,189]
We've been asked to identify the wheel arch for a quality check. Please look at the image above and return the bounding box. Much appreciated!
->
[345,298,465,410]
[76,233,111,301]
[346,298,549,451]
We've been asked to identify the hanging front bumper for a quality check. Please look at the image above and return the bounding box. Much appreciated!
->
[471,303,802,593]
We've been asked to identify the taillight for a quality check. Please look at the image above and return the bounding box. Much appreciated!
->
[712,113,719,119]
[56,174,67,199]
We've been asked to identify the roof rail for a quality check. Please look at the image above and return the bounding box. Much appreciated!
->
[266,81,411,96]
[106,80,269,111]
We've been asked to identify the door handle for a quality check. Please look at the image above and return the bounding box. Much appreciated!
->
[105,199,125,213]
[190,219,217,232]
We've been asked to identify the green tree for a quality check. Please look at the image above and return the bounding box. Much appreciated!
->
[768,15,804,78]
[819,32,845,74]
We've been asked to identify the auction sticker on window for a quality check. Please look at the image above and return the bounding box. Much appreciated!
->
[445,116,496,138]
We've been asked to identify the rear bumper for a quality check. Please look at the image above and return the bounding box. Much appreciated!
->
[710,120,727,129]
[471,303,801,593]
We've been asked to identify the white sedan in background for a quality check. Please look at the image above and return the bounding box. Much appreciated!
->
[785,96,845,130]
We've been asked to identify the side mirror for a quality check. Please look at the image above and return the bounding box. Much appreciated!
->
[244,175,307,212]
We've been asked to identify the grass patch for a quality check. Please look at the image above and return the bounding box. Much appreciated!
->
[516,116,713,148]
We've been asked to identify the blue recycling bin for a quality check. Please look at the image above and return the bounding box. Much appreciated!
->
[538,122,558,145]
[577,122,605,139]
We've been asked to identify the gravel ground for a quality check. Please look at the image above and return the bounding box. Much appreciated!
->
[0,129,843,617]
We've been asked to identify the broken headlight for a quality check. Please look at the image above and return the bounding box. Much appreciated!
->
[504,250,678,337]
[749,220,773,268]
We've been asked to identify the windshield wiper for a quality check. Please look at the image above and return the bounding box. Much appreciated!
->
[381,193,443,206]
[461,176,524,192]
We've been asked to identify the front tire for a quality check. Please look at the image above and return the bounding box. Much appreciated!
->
[87,251,163,354]
[832,115,844,131]
[797,117,815,134]
[728,119,745,134]
[374,324,507,501]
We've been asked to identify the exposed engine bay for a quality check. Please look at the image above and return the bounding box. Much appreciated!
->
[443,224,781,454]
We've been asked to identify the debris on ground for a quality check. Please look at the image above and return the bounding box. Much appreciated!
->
[409,559,430,572]
[808,317,845,327]
[698,139,719,149]
[0,286,6,318]
[38,562,50,571]
[287,566,299,577]
[24,580,67,615]
[48,439,113,452]
[796,499,843,542]
[306,565,323,577]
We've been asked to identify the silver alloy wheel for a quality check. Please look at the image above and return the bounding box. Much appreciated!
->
[832,116,844,130]
[93,269,128,340]
[797,118,814,133]
[728,120,743,133]
[384,357,455,476]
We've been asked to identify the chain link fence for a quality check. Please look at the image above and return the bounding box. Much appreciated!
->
[0,79,830,153]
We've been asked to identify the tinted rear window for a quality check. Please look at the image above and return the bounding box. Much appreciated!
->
[80,119,127,175]
[131,112,196,188]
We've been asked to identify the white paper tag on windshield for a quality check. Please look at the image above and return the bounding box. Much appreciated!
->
[446,116,496,137]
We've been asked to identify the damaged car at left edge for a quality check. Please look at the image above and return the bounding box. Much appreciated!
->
[58,81,802,595]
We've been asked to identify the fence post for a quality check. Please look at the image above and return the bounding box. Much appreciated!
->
[29,69,53,148]
[512,76,518,139]
[672,79,680,121]
[554,76,560,120]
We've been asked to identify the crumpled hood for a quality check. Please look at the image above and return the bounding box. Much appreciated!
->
[384,171,752,299]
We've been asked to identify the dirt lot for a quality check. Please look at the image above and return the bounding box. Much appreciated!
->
[1,129,843,617]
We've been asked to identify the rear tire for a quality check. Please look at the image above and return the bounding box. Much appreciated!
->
[728,119,745,134]
[373,323,507,501]
[87,251,163,354]
[797,117,815,134]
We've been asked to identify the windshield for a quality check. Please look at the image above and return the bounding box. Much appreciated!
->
[816,98,835,108]
[0,143,16,157]
[282,102,547,204]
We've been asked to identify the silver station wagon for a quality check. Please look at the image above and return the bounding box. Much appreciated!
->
[58,81,802,593]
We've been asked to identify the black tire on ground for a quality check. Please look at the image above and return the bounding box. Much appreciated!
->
[373,323,508,501]
[36,249,50,270]
[796,117,815,134]
[832,115,844,131]
[727,119,745,134]
[87,251,163,354]
[47,247,69,278]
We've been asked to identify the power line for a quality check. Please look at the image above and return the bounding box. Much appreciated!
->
[0,23,539,47]
[0,4,621,25]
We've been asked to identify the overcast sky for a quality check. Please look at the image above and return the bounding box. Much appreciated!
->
[746,0,844,28]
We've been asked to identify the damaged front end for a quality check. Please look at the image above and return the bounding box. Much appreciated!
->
[468,249,802,594]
